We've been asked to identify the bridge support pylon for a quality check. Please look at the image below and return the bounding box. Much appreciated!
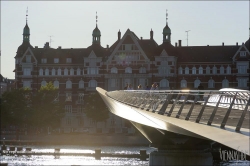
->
[149,149,213,166]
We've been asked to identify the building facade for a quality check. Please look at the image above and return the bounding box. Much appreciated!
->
[14,14,249,133]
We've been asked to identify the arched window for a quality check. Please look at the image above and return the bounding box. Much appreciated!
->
[198,66,203,74]
[212,66,217,74]
[77,68,81,75]
[39,69,43,76]
[206,66,210,74]
[226,65,231,74]
[180,79,187,88]
[178,67,183,74]
[194,79,201,88]
[79,80,84,89]
[58,68,61,75]
[125,67,132,73]
[185,67,189,74]
[64,68,68,75]
[45,69,49,76]
[89,80,97,87]
[70,68,74,75]
[208,78,215,88]
[160,79,169,88]
[54,80,59,88]
[222,78,229,88]
[51,69,56,76]
[111,67,118,73]
[192,67,196,74]
[41,80,47,87]
[66,80,72,89]
[139,67,146,73]
[220,66,224,74]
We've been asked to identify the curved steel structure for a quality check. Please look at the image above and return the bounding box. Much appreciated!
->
[97,87,249,155]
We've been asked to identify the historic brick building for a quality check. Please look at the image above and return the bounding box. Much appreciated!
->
[14,14,249,133]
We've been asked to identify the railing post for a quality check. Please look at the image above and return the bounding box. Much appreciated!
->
[158,92,173,115]
[235,98,250,132]
[167,93,181,117]
[207,94,223,126]
[176,94,189,118]
[196,91,212,123]
[220,92,237,128]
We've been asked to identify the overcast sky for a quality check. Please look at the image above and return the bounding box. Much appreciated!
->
[1,1,249,79]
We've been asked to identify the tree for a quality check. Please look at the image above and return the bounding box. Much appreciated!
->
[84,92,109,124]
[30,82,64,128]
[1,88,31,127]
[1,82,64,131]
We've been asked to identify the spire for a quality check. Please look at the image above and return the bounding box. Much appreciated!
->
[166,9,168,25]
[26,7,28,24]
[96,11,98,27]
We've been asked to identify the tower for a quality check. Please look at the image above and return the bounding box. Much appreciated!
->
[23,7,30,43]
[163,10,171,43]
[92,12,101,45]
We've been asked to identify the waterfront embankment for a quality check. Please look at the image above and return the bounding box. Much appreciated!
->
[0,134,149,146]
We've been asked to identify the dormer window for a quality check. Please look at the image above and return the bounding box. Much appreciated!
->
[66,58,72,63]
[240,51,246,57]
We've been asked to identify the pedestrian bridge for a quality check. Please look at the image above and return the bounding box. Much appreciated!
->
[97,87,249,157]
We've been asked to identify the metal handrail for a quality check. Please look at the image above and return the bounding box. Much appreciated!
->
[106,89,249,132]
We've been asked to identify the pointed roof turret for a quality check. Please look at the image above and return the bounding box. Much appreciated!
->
[163,9,171,43]
[23,7,30,43]
[92,11,101,45]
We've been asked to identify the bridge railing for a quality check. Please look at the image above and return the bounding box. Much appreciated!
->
[106,89,249,132]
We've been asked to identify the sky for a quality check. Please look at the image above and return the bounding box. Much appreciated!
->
[1,1,249,79]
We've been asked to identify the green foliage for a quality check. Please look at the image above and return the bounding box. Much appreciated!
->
[1,88,31,126]
[1,82,64,128]
[84,92,109,123]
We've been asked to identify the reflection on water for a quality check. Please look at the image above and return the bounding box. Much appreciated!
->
[0,145,249,165]
[0,145,154,166]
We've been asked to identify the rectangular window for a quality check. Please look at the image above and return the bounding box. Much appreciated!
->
[65,93,72,101]
[238,65,247,74]
[26,55,31,63]
[23,68,31,75]
[240,51,246,57]
[54,58,59,63]
[66,58,72,63]
[87,67,99,74]
[78,93,84,101]
[41,58,47,63]
[65,105,72,113]
[238,78,247,87]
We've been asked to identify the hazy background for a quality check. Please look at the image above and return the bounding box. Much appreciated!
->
[1,1,249,79]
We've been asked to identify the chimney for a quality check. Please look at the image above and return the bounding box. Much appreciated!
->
[236,42,238,46]
[222,42,224,46]
[178,40,182,47]
[35,46,38,48]
[44,42,50,48]
[175,42,177,47]
[141,37,143,40]
[106,45,109,48]
[150,29,153,40]
[118,30,121,40]
[58,46,61,49]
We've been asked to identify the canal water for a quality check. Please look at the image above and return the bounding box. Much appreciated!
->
[0,145,249,165]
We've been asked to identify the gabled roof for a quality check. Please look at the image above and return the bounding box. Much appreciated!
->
[245,38,249,50]
[154,42,179,58]
[138,39,158,60]
[15,42,33,58]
